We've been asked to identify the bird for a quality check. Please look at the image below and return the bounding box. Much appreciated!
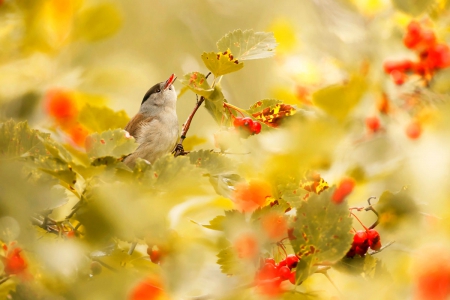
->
[123,74,178,167]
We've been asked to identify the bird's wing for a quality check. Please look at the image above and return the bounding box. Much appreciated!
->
[124,113,153,139]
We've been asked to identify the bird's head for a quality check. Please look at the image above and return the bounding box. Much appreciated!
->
[139,74,177,115]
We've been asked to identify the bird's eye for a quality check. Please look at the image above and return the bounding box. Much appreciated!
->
[156,88,161,93]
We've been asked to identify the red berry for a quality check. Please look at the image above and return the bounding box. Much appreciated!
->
[383,60,413,74]
[250,121,262,134]
[151,250,160,263]
[242,117,253,127]
[353,230,368,246]
[278,259,287,268]
[403,21,423,50]
[289,271,296,284]
[426,44,450,69]
[286,254,299,269]
[365,116,381,132]
[332,178,355,204]
[4,248,27,275]
[233,117,245,127]
[390,69,407,85]
[371,240,382,251]
[354,245,369,256]
[258,263,278,280]
[406,121,422,139]
[265,258,276,266]
[367,229,382,250]
[278,266,291,280]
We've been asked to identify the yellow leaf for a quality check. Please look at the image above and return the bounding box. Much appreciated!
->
[75,3,122,42]
[312,76,366,122]
[201,49,244,77]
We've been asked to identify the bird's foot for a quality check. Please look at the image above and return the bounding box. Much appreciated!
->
[173,143,190,157]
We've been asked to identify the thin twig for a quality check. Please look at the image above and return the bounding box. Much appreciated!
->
[369,241,395,255]
[128,242,137,255]
[0,276,10,285]
[173,72,213,157]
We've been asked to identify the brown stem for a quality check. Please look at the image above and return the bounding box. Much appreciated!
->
[173,96,205,157]
[173,72,213,157]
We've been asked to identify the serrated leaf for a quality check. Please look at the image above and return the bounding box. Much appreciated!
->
[85,129,137,160]
[179,72,214,97]
[0,120,49,159]
[75,3,122,42]
[203,215,226,231]
[251,201,290,223]
[292,188,353,283]
[78,104,129,133]
[248,100,297,128]
[376,187,419,229]
[188,149,236,175]
[204,85,225,124]
[204,210,245,232]
[312,76,366,122]
[391,0,434,16]
[32,156,77,185]
[201,50,244,77]
[216,29,278,60]
[217,247,241,275]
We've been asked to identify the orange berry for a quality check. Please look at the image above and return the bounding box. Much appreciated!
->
[365,116,381,133]
[261,213,288,241]
[234,233,259,260]
[45,89,78,124]
[406,121,422,139]
[233,179,272,212]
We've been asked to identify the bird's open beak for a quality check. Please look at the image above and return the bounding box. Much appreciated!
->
[163,74,177,90]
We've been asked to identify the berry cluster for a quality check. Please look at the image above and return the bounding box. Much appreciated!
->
[346,229,381,258]
[256,254,299,289]
[1,243,27,276]
[233,117,262,136]
[384,21,450,85]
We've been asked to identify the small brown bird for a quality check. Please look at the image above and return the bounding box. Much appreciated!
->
[123,74,178,167]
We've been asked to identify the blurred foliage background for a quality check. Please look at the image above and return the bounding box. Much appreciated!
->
[2,0,450,299]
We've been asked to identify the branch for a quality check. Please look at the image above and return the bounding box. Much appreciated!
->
[173,72,212,157]
[173,96,205,157]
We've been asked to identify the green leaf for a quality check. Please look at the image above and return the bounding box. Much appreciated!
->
[75,3,122,42]
[376,187,419,229]
[0,120,49,159]
[204,210,245,232]
[216,29,278,60]
[204,85,225,124]
[78,104,130,133]
[32,156,77,186]
[85,129,138,160]
[217,247,241,275]
[391,0,434,16]
[188,150,236,175]
[203,215,226,231]
[251,201,290,223]
[312,76,366,122]
[291,188,353,283]
[201,50,244,77]
[179,72,214,98]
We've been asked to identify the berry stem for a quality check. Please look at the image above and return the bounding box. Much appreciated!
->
[350,212,368,231]
[224,102,247,116]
